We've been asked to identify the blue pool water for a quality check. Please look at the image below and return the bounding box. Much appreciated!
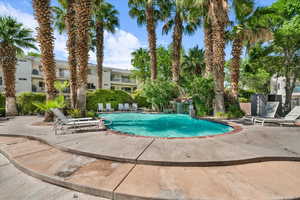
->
[100,113,234,138]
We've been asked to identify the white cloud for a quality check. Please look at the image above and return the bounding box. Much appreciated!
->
[0,2,142,70]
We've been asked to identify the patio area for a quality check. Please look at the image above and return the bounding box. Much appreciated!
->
[1,116,300,199]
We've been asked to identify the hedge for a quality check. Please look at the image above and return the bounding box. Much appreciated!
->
[17,92,46,115]
[0,93,5,116]
[87,89,134,111]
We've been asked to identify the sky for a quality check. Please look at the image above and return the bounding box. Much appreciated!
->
[0,0,276,69]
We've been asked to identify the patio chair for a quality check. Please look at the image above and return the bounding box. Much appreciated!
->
[254,106,300,126]
[124,103,130,111]
[106,103,114,112]
[118,104,124,111]
[98,103,104,112]
[243,101,280,123]
[51,108,105,135]
[132,103,138,111]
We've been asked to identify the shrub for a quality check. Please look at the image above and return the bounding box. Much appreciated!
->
[143,80,179,111]
[0,93,5,108]
[17,92,46,115]
[239,89,255,102]
[87,89,134,111]
[187,77,215,116]
[224,90,245,118]
[68,109,81,118]
[132,90,151,108]
[0,108,5,116]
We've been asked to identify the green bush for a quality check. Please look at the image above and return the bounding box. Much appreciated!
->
[224,90,245,118]
[239,89,255,102]
[87,89,134,111]
[0,93,5,108]
[0,108,5,116]
[143,80,179,111]
[187,77,215,117]
[17,92,46,115]
[132,90,151,108]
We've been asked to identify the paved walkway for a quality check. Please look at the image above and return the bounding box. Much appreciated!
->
[0,154,106,200]
[1,136,300,199]
[1,116,300,166]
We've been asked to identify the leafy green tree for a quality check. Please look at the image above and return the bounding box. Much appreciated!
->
[0,16,36,116]
[143,80,179,111]
[91,1,119,89]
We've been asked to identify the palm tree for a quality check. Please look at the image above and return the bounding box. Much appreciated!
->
[128,0,162,80]
[0,16,36,116]
[33,0,57,122]
[52,0,78,109]
[131,48,151,84]
[74,0,93,116]
[229,2,272,99]
[92,1,119,89]
[161,0,201,83]
[182,46,205,76]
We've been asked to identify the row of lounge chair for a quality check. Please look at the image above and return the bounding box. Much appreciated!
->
[244,102,300,126]
[51,108,111,135]
[98,103,138,112]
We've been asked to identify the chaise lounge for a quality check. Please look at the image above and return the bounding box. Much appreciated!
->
[51,108,105,135]
[254,106,300,126]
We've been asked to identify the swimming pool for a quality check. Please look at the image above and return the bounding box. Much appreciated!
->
[100,113,234,138]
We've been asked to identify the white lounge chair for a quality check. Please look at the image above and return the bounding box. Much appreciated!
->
[106,103,114,112]
[98,103,104,112]
[132,103,138,111]
[124,103,130,111]
[118,104,124,111]
[254,106,300,126]
[51,108,104,135]
[243,101,280,123]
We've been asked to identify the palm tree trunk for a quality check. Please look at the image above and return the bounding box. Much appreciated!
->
[146,1,157,80]
[33,0,56,122]
[230,38,243,100]
[0,44,17,116]
[74,0,92,116]
[172,12,183,83]
[204,24,213,77]
[96,21,104,89]
[66,0,77,109]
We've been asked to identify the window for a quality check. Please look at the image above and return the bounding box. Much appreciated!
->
[87,83,96,89]
[121,76,130,83]
[0,77,2,86]
[38,81,44,88]
[277,83,281,90]
[122,87,132,93]
[111,86,115,90]
[32,85,37,92]
[32,69,39,75]
[59,69,70,78]
[19,78,27,81]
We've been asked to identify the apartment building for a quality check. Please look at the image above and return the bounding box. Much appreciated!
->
[0,57,138,94]
[270,76,300,107]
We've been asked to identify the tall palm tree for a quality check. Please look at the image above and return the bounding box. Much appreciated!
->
[229,2,273,99]
[52,0,78,109]
[161,0,201,83]
[128,0,162,80]
[182,46,205,76]
[211,0,229,114]
[92,1,119,89]
[0,16,36,116]
[33,0,57,122]
[74,0,93,116]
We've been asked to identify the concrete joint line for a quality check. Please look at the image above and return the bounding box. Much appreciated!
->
[112,164,137,199]
[52,134,98,146]
[135,138,156,162]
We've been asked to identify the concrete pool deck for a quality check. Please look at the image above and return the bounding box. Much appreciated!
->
[0,116,300,166]
[1,116,300,199]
